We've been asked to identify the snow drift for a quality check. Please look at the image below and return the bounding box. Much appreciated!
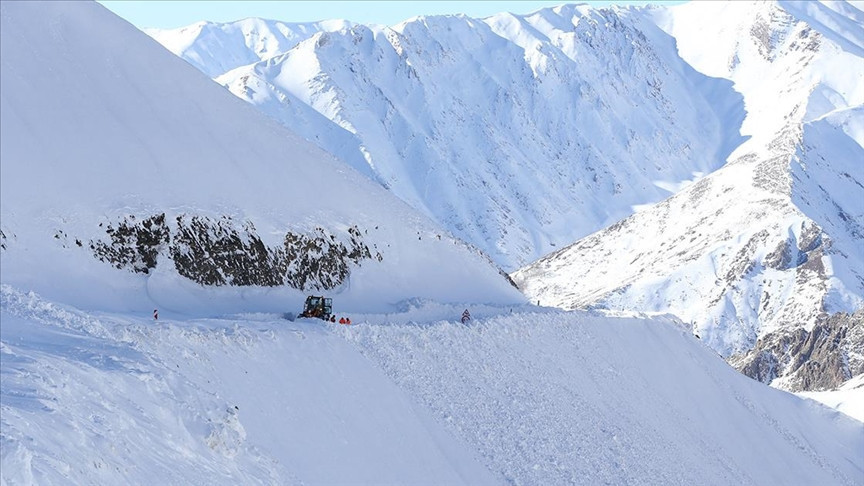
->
[2,287,862,485]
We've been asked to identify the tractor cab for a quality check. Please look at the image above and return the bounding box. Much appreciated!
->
[299,295,332,320]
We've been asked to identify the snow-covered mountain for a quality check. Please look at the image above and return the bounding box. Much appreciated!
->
[2,3,863,483]
[153,5,745,271]
[145,18,354,78]
[514,1,864,387]
[149,1,863,390]
[0,0,524,316]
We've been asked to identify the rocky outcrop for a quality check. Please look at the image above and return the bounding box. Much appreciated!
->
[92,214,170,273]
[730,309,864,391]
[90,213,378,291]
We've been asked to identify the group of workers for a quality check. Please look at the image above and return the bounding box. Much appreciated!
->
[328,315,351,325]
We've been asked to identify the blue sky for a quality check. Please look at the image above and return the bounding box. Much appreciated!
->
[99,1,681,30]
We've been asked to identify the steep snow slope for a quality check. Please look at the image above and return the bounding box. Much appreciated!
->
[514,1,864,377]
[204,6,744,270]
[145,18,353,78]
[0,1,524,315]
[3,286,862,485]
[799,373,864,423]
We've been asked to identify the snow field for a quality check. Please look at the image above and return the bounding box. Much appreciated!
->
[0,286,497,485]
[338,310,864,485]
[798,373,864,422]
[2,286,861,485]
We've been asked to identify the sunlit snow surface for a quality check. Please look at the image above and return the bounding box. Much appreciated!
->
[2,286,862,485]
[799,374,864,423]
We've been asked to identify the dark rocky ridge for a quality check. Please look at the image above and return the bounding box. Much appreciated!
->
[90,213,379,291]
[730,309,864,392]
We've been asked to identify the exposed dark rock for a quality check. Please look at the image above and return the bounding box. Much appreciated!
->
[764,223,825,272]
[737,350,780,384]
[724,230,768,282]
[170,215,282,287]
[281,226,370,291]
[764,239,794,270]
[500,269,519,290]
[91,214,169,273]
[687,177,711,206]
[797,221,821,253]
[90,213,378,290]
[752,155,792,195]
[730,309,864,391]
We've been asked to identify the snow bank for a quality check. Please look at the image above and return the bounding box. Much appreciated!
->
[2,286,861,485]
[0,286,497,485]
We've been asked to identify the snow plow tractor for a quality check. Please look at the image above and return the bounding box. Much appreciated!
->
[299,295,332,320]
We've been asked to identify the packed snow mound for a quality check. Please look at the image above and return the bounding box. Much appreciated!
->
[0,1,524,315]
[2,286,862,485]
[192,5,745,270]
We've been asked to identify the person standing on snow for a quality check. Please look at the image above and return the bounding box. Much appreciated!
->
[461,309,471,324]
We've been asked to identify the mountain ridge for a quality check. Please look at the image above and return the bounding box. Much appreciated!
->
[158,5,745,271]
[514,0,864,387]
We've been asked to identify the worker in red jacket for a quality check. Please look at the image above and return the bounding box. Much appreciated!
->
[339,317,346,324]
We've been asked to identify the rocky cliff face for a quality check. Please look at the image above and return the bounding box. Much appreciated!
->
[731,309,864,391]
[90,213,378,291]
